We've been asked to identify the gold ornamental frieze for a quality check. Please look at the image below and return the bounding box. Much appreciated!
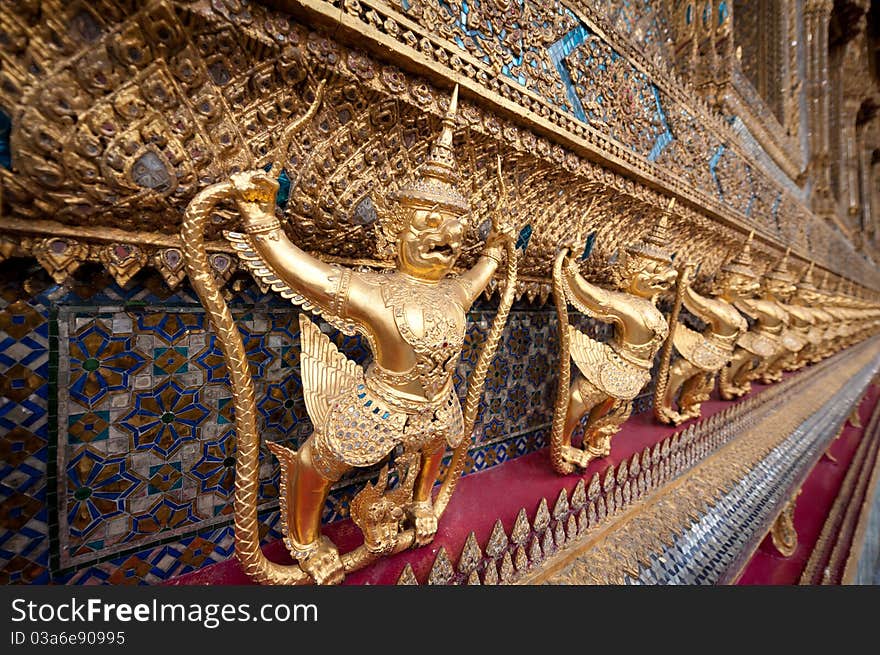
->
[0,0,876,296]
[265,0,873,284]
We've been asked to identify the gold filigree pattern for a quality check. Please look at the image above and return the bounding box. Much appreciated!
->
[0,0,877,295]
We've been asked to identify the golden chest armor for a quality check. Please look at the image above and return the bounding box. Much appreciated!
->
[380,273,467,401]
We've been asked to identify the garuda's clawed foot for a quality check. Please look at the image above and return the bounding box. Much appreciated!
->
[660,407,687,425]
[409,501,438,547]
[722,384,749,400]
[585,426,617,460]
[299,536,345,585]
[561,445,593,469]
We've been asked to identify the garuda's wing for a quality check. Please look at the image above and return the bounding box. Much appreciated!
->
[298,313,363,430]
[781,328,807,352]
[733,298,760,320]
[737,330,777,358]
[568,326,649,399]
[226,230,359,337]
[568,326,606,380]
[673,324,729,371]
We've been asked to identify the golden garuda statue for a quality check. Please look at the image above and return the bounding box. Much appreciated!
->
[819,273,848,355]
[830,279,856,350]
[781,262,819,372]
[181,85,519,584]
[753,248,806,384]
[549,202,679,474]
[716,233,781,400]
[788,262,832,367]
[653,239,751,425]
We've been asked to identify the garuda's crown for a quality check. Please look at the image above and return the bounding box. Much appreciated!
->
[721,231,758,278]
[626,198,675,263]
[798,261,817,291]
[392,85,469,216]
[765,247,795,283]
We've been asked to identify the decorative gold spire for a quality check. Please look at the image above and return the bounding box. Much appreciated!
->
[626,197,675,263]
[392,85,469,215]
[722,230,757,277]
[798,261,816,290]
[765,247,795,282]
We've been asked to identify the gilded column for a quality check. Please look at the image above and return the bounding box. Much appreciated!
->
[859,122,878,239]
[842,98,862,221]
[872,158,880,246]
[804,0,834,215]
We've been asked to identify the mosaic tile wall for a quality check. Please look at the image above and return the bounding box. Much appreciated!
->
[0,262,645,584]
[0,273,50,584]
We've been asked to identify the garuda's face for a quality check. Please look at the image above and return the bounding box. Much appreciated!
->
[797,287,820,305]
[627,256,677,298]
[397,204,465,282]
[765,278,796,302]
[724,272,760,297]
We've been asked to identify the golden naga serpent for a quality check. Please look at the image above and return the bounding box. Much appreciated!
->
[181,129,518,585]
[550,248,575,475]
[652,263,693,424]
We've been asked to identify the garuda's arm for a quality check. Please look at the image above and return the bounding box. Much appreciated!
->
[225,170,371,328]
[681,286,721,324]
[733,297,760,320]
[456,155,516,307]
[559,255,624,328]
[457,238,505,306]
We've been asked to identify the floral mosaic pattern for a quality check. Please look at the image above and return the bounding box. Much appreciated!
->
[565,33,672,157]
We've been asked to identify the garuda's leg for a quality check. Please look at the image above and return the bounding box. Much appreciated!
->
[269,435,350,585]
[584,398,633,461]
[734,350,762,389]
[720,348,752,400]
[558,375,609,469]
[679,371,714,421]
[660,357,698,425]
[745,354,768,386]
[760,349,787,383]
[784,348,805,371]
[796,345,814,368]
[410,444,444,546]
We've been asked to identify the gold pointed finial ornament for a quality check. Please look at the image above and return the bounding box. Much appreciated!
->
[722,230,757,277]
[766,247,795,282]
[799,261,816,290]
[626,197,675,263]
[392,84,469,215]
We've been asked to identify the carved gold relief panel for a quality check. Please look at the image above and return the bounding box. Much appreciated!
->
[0,0,876,292]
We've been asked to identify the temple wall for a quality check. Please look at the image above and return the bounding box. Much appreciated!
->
[1,0,879,585]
